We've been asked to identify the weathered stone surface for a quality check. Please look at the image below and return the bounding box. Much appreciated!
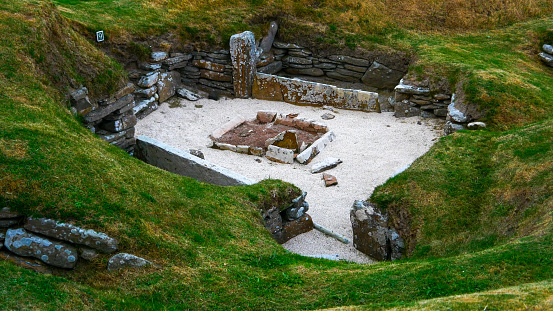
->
[99,127,135,143]
[314,63,337,70]
[0,219,19,228]
[262,207,283,236]
[539,52,553,67]
[164,54,192,65]
[0,250,52,274]
[434,108,448,117]
[326,71,361,82]
[322,173,338,187]
[259,21,278,54]
[250,147,264,156]
[213,142,237,152]
[265,130,298,151]
[296,131,336,164]
[420,110,437,118]
[157,71,181,103]
[114,83,136,100]
[100,115,137,133]
[200,70,232,82]
[5,228,78,269]
[70,87,95,115]
[0,207,21,219]
[0,229,5,242]
[311,157,342,173]
[362,61,404,89]
[193,60,226,72]
[134,86,157,98]
[211,115,246,139]
[434,93,451,100]
[25,218,118,253]
[257,61,283,74]
[257,110,277,123]
[133,97,158,118]
[136,136,254,186]
[321,113,335,120]
[137,72,160,88]
[467,121,487,130]
[447,94,469,123]
[283,56,312,65]
[543,44,553,55]
[394,79,431,95]
[176,88,202,101]
[285,67,324,76]
[236,145,250,154]
[70,87,88,102]
[274,214,313,244]
[444,121,466,135]
[328,55,370,67]
[293,117,328,133]
[257,53,275,67]
[273,42,302,49]
[350,200,404,261]
[139,62,162,71]
[252,73,284,101]
[335,68,364,79]
[231,31,257,98]
[150,51,168,62]
[107,253,153,271]
[284,192,309,221]
[188,149,204,159]
[394,100,420,118]
[266,145,294,164]
[80,247,99,261]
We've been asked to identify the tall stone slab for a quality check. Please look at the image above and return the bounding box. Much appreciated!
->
[230,31,257,98]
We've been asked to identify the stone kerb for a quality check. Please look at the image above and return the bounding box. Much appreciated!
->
[252,73,380,112]
[135,136,254,186]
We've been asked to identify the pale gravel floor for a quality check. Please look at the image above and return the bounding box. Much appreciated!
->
[136,97,443,264]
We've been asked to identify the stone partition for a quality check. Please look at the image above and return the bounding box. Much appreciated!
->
[252,73,380,112]
[135,136,254,186]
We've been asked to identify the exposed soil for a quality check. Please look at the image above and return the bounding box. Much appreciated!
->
[214,120,323,149]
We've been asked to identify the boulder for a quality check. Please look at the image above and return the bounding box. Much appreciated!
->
[24,218,118,253]
[107,253,154,271]
[262,207,283,235]
[137,72,160,88]
[266,145,294,164]
[256,110,277,123]
[230,31,257,98]
[139,62,162,71]
[444,121,465,135]
[543,44,553,55]
[350,201,404,261]
[467,121,487,130]
[133,97,158,119]
[321,113,335,120]
[539,52,553,67]
[176,88,202,101]
[328,55,370,67]
[258,21,278,55]
[362,62,405,89]
[5,228,78,269]
[70,87,95,115]
[157,71,181,103]
[322,173,338,187]
[257,61,283,74]
[311,158,342,173]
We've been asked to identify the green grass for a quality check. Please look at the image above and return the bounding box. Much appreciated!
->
[2,0,553,310]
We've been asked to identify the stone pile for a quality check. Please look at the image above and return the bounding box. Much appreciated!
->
[262,192,313,243]
[539,44,553,67]
[0,207,151,272]
[71,84,138,153]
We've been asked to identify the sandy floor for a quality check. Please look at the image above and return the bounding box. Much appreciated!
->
[136,97,443,264]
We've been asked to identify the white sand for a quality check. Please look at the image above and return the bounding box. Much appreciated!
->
[136,97,444,264]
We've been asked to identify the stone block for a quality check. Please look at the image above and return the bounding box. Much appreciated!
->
[444,121,466,135]
[84,94,134,123]
[328,55,370,67]
[257,110,277,123]
[394,79,430,95]
[296,131,335,164]
[252,74,284,101]
[285,67,324,76]
[5,228,78,269]
[157,71,181,103]
[100,115,137,133]
[266,145,294,164]
[539,52,553,67]
[326,71,361,82]
[133,97,158,119]
[273,42,302,49]
[259,21,278,54]
[137,72,160,88]
[176,88,202,101]
[257,61,283,74]
[362,61,405,89]
[200,70,232,82]
[150,51,168,62]
[114,83,136,100]
[134,86,157,98]
[274,214,313,244]
[543,44,553,55]
[323,173,338,187]
[107,253,153,271]
[230,31,257,98]
[394,100,420,118]
[192,60,226,72]
[311,157,342,173]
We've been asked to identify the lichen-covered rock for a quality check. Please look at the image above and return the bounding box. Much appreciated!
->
[24,218,118,253]
[80,247,99,261]
[394,100,420,118]
[157,71,181,103]
[100,115,137,133]
[266,145,294,164]
[350,201,403,261]
[0,250,52,274]
[311,157,342,173]
[394,79,431,95]
[134,85,157,98]
[150,51,168,62]
[107,253,153,271]
[84,94,135,123]
[257,61,283,75]
[230,31,257,98]
[176,88,202,101]
[539,52,553,67]
[5,228,78,269]
[137,72,160,88]
[134,97,158,118]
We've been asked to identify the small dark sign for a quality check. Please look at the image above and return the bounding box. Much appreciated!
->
[96,31,104,42]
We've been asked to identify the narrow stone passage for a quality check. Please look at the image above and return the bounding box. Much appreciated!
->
[136,97,443,263]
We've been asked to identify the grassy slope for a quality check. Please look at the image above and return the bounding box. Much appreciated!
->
[1,0,553,310]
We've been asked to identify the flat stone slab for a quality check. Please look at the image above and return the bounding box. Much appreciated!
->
[394,79,431,95]
[296,131,336,164]
[310,157,342,173]
[211,115,246,139]
[24,218,118,253]
[266,145,294,164]
[107,253,153,271]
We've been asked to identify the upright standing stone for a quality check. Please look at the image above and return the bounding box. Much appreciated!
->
[230,31,257,98]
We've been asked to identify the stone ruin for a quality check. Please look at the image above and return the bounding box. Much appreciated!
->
[209,110,335,164]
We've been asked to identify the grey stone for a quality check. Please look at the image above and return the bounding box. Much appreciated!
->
[321,113,335,120]
[150,51,168,62]
[230,31,257,98]
[0,219,20,228]
[467,121,487,130]
[350,201,403,261]
[5,228,79,268]
[137,72,160,88]
[107,253,153,271]
[176,88,202,101]
[70,87,88,102]
[328,55,370,67]
[273,42,302,49]
[326,71,360,82]
[285,67,324,76]
[0,207,21,219]
[139,62,162,71]
[259,21,278,54]
[25,218,118,253]
[0,250,52,274]
[283,56,312,65]
[444,121,466,135]
[335,68,364,79]
[362,62,405,89]
[80,247,99,261]
[344,64,368,73]
[434,93,451,100]
[257,61,283,74]
[394,79,431,95]
[99,115,137,133]
[310,157,342,173]
[133,97,158,118]
[420,110,437,118]
[189,149,205,159]
[163,54,192,66]
[296,131,336,164]
[394,100,420,118]
[288,63,313,69]
[434,108,448,117]
[314,63,337,70]
[447,94,469,123]
[539,52,553,67]
[134,85,157,98]
[157,71,181,103]
[266,145,295,164]
[135,136,254,186]
[288,49,312,57]
[543,44,553,55]
[284,192,309,221]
